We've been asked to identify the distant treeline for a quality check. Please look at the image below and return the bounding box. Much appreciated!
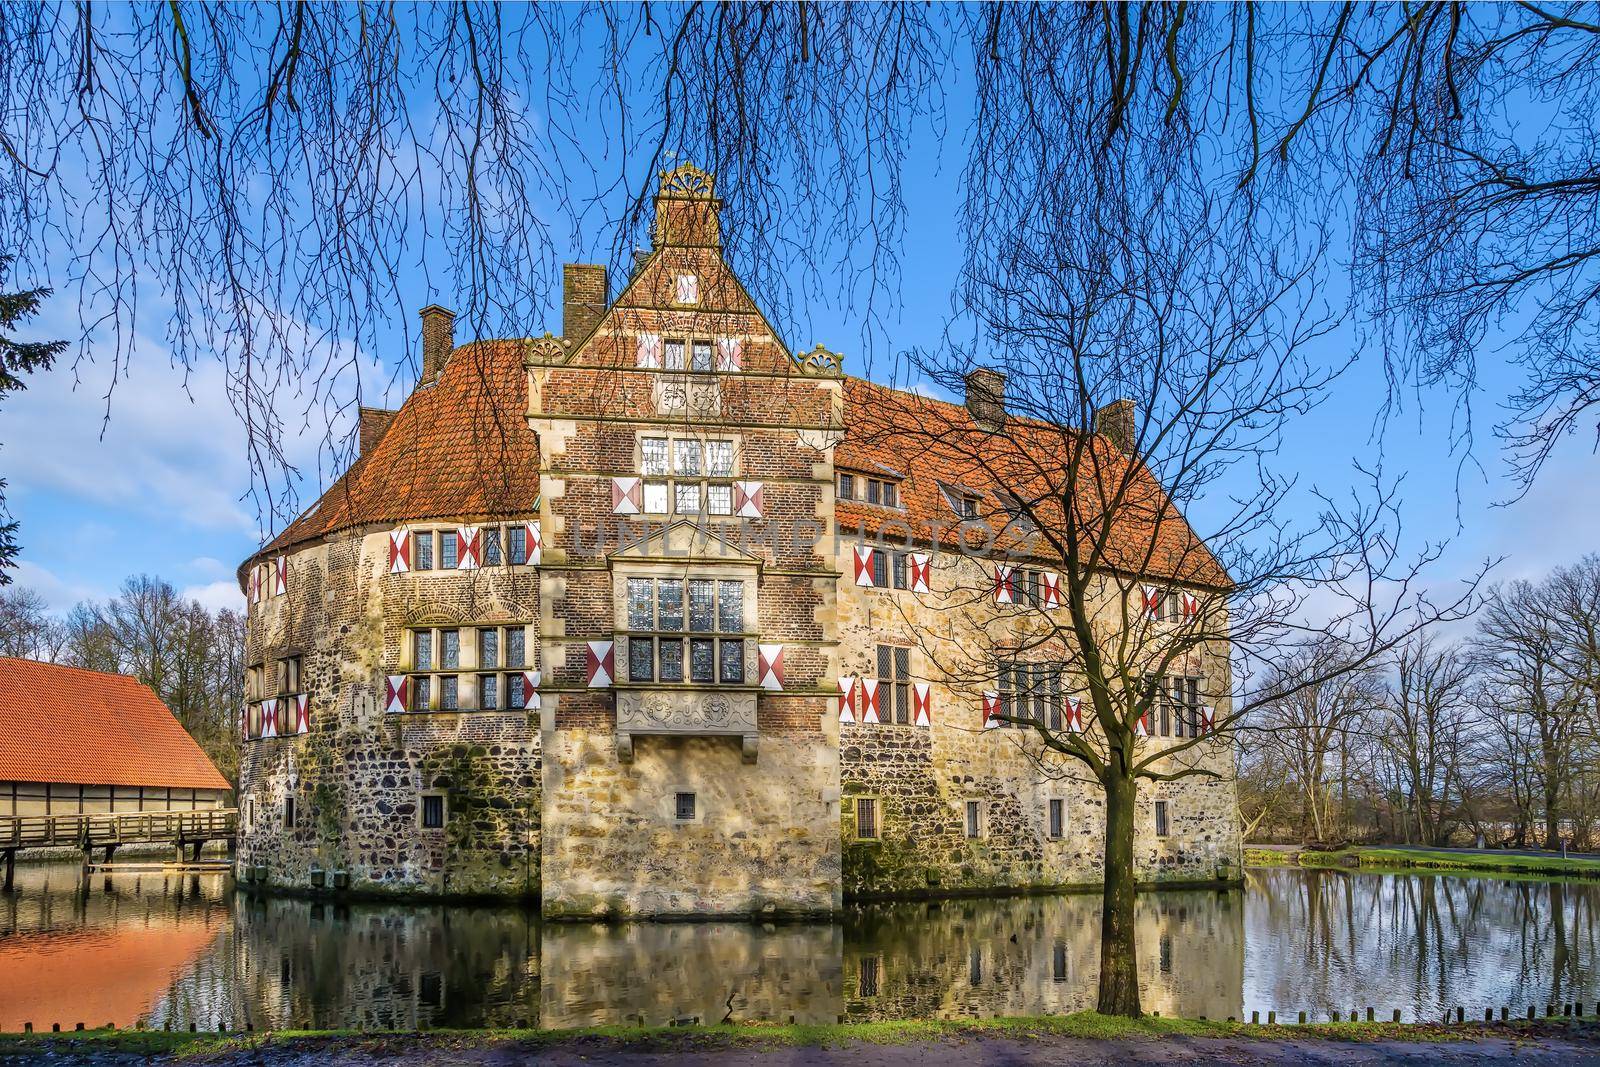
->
[0,576,244,784]
[1241,554,1600,851]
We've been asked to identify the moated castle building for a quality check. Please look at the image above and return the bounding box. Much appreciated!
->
[235,166,1241,915]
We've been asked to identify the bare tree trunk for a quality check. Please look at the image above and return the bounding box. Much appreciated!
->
[1098,772,1142,1016]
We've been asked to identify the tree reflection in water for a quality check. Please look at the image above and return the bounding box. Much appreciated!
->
[4,863,1599,1030]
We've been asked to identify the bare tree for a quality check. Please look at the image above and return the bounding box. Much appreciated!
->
[1381,636,1475,846]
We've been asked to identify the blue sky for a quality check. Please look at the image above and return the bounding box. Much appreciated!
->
[2,17,1594,618]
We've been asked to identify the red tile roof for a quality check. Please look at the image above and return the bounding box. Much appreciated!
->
[248,339,1222,589]
[0,658,231,790]
[254,339,541,563]
[835,378,1228,588]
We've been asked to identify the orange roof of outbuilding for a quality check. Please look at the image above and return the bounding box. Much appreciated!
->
[0,658,231,790]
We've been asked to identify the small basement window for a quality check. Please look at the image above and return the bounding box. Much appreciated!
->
[421,793,446,829]
[965,800,982,839]
[1049,798,1065,839]
[675,792,697,821]
[1154,800,1170,837]
[283,795,296,830]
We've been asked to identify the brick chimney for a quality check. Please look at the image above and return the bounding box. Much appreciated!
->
[562,264,608,343]
[419,305,455,384]
[358,407,396,455]
[1095,398,1137,453]
[965,368,1007,430]
[651,163,721,248]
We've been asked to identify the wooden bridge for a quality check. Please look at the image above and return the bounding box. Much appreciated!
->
[1,808,237,888]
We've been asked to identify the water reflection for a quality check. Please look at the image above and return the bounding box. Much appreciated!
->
[3,863,1599,1030]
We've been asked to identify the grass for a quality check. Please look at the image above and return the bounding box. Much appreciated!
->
[1259,846,1600,879]
[1,1013,1595,1060]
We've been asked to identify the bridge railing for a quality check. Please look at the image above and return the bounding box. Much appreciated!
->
[0,808,238,850]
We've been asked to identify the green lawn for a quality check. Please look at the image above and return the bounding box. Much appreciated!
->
[0,1013,1592,1058]
[1261,846,1600,879]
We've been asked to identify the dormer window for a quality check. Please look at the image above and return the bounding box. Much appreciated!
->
[838,472,900,508]
[938,481,981,518]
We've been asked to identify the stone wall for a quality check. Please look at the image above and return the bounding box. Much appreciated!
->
[237,527,543,898]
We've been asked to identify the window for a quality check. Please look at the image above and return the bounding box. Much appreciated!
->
[284,795,297,829]
[484,528,503,566]
[1146,674,1202,737]
[855,797,879,840]
[876,644,913,725]
[624,577,744,685]
[414,530,434,570]
[997,661,1063,728]
[965,800,982,839]
[871,550,889,588]
[440,530,459,570]
[891,551,908,589]
[639,435,738,516]
[839,473,900,508]
[1154,800,1170,838]
[402,624,531,712]
[277,654,303,695]
[675,792,696,821]
[1048,798,1065,839]
[509,525,528,565]
[407,524,536,571]
[940,483,982,518]
[421,793,446,829]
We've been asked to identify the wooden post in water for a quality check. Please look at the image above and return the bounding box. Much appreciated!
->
[1366,1008,1374,1022]
[1486,1008,1493,1022]
[1251,1011,1259,1024]
[3,848,13,891]
[1456,1007,1464,1023]
[1297,1011,1306,1024]
[1392,1009,1401,1023]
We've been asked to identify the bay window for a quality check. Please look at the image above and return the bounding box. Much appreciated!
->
[625,576,746,685]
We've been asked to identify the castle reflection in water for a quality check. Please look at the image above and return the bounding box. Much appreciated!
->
[3,864,1598,1031]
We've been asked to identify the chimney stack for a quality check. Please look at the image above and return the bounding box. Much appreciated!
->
[419,305,455,384]
[563,264,608,342]
[358,407,396,456]
[965,367,1007,430]
[1094,398,1137,453]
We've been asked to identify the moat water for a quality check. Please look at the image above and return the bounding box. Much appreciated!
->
[1,862,1597,1031]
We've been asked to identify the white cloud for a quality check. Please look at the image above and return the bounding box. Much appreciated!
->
[9,559,104,611]
[182,578,245,613]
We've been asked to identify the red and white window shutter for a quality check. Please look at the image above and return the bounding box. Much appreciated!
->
[239,704,248,740]
[733,482,764,519]
[388,528,411,573]
[1042,571,1062,609]
[1200,705,1217,733]
[860,677,882,724]
[294,694,310,735]
[457,526,481,569]
[385,675,409,715]
[838,675,859,724]
[1135,710,1151,737]
[522,671,541,709]
[912,682,932,727]
[853,546,877,587]
[263,698,280,739]
[675,273,700,304]
[247,568,260,604]
[612,477,643,515]
[1181,592,1200,619]
[274,556,287,596]
[525,521,542,566]
[636,332,663,369]
[1141,585,1163,619]
[993,564,1015,604]
[1064,695,1084,733]
[757,644,784,690]
[715,337,743,372]
[982,691,1001,729]
[907,552,931,594]
[586,641,615,688]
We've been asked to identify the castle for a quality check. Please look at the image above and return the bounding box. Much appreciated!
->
[234,165,1240,916]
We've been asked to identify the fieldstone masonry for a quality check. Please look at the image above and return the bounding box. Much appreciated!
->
[236,163,1242,915]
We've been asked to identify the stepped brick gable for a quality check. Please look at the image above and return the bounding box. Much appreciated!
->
[235,164,1240,913]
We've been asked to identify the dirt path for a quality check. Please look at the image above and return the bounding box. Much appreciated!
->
[23,1031,1599,1066]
